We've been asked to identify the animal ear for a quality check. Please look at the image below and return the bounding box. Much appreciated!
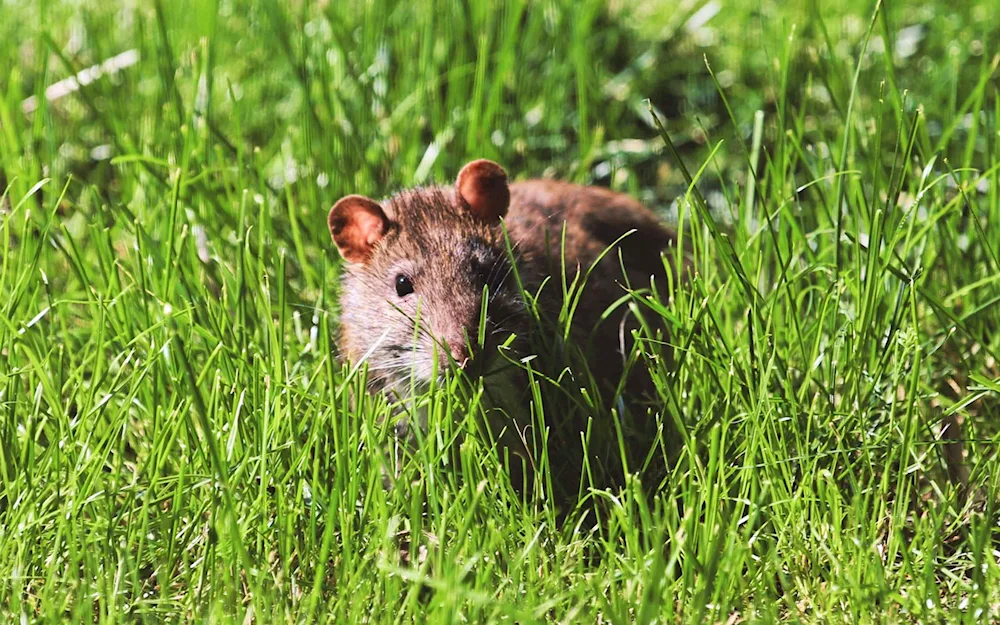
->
[455,159,510,224]
[328,195,390,263]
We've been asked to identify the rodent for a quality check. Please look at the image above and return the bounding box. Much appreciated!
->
[329,159,686,492]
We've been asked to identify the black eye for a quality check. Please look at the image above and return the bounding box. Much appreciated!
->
[473,254,506,290]
[394,274,414,297]
[470,257,485,279]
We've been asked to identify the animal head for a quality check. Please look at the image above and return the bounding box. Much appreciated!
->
[330,160,525,392]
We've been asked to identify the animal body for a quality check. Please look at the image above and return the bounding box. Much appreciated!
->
[330,159,686,494]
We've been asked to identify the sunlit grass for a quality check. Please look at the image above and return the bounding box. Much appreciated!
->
[1,0,999,622]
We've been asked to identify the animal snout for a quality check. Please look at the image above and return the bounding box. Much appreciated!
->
[437,309,484,370]
[443,335,471,368]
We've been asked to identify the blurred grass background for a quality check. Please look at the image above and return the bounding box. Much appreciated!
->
[2,0,1000,622]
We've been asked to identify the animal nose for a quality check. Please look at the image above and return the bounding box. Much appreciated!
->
[448,341,470,369]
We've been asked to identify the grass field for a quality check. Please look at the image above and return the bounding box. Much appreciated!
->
[2,0,1000,622]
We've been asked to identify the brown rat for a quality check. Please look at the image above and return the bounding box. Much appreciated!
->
[329,159,686,493]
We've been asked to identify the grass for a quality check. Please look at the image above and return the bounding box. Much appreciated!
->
[2,0,1000,622]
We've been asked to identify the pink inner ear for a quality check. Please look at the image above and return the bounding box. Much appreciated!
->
[456,159,510,223]
[328,195,389,263]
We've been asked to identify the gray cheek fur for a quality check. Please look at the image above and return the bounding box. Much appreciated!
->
[339,268,434,393]
[339,258,529,396]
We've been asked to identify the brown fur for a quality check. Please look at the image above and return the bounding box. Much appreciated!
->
[330,160,687,493]
[504,179,684,396]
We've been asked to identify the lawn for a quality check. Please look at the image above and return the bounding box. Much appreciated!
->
[2,0,999,622]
